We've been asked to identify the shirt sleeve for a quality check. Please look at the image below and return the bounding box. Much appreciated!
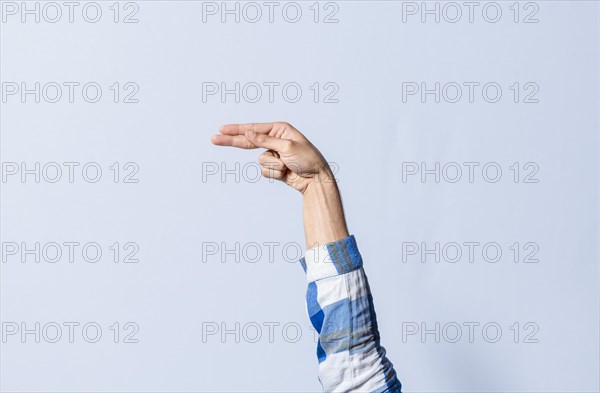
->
[299,235,402,393]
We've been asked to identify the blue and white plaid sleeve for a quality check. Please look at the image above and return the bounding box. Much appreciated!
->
[299,235,401,393]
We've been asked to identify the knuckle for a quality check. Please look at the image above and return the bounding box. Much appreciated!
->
[276,121,295,131]
[267,162,280,171]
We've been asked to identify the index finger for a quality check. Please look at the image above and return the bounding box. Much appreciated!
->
[219,123,274,136]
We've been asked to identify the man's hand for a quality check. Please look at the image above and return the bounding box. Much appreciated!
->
[211,122,333,195]
[211,121,348,247]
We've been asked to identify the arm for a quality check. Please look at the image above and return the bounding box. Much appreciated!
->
[301,178,401,393]
[212,122,401,392]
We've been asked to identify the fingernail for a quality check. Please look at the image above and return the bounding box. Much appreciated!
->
[247,130,256,137]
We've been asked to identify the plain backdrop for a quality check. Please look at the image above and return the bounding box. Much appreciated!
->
[1,1,598,392]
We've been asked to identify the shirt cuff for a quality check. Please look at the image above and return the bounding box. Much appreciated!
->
[299,234,363,282]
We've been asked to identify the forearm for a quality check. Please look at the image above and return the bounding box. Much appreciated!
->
[300,170,401,393]
[302,168,349,248]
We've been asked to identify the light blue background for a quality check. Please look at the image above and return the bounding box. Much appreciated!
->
[1,1,598,392]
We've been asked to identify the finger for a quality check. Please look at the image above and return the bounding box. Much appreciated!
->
[261,165,285,180]
[258,151,286,171]
[245,130,293,153]
[211,134,257,149]
[219,123,274,136]
[264,149,280,158]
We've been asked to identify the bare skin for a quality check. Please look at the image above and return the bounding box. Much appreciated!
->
[211,122,349,248]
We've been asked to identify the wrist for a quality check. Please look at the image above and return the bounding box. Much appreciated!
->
[301,165,337,197]
[301,167,349,248]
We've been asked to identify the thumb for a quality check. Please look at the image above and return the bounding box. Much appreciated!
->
[245,130,292,153]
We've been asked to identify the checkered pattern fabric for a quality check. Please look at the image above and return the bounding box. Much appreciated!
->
[299,235,401,392]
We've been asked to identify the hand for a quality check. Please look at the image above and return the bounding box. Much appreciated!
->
[211,122,334,194]
[212,121,348,246]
